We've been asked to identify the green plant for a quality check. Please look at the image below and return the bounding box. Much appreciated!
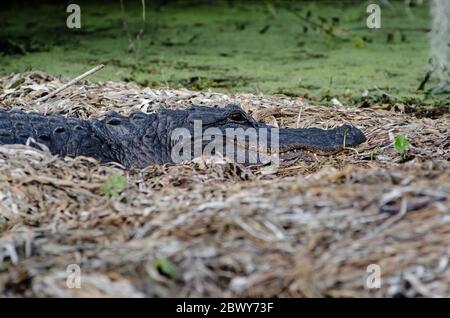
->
[152,258,177,279]
[394,134,410,160]
[101,174,126,197]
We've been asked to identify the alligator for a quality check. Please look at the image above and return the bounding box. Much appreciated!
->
[0,104,366,168]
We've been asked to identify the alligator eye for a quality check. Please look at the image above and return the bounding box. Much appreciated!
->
[229,112,247,122]
[106,118,121,126]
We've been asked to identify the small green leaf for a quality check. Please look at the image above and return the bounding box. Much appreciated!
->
[100,174,126,197]
[153,258,177,279]
[394,134,410,155]
[351,36,365,48]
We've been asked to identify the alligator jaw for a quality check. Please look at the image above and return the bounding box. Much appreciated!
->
[279,148,327,162]
[185,123,367,164]
[201,124,367,164]
[277,124,367,162]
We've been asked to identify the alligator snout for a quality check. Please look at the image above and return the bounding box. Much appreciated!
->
[335,124,367,148]
[277,124,366,159]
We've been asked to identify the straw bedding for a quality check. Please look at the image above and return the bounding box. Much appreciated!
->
[0,71,448,297]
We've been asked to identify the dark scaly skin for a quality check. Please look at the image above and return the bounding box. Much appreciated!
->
[0,104,366,168]
[0,108,115,163]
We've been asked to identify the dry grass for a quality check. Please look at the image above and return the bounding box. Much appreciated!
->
[0,71,449,297]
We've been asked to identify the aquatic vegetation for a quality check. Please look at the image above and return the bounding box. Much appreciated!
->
[0,1,445,107]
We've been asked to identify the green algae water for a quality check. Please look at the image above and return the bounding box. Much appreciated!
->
[0,1,448,107]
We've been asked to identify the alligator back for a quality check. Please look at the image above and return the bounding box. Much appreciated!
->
[0,109,115,163]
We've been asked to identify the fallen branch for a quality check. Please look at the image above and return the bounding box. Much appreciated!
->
[36,64,105,103]
[417,69,433,91]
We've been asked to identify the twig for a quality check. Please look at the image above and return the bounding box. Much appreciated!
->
[417,69,433,91]
[141,0,146,24]
[296,104,304,128]
[120,0,136,54]
[37,64,104,103]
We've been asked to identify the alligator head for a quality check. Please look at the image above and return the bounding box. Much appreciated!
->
[0,104,366,169]
[91,104,366,168]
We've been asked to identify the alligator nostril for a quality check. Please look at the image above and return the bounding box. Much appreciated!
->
[107,118,121,126]
[38,134,51,141]
[74,125,84,131]
[54,127,65,133]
